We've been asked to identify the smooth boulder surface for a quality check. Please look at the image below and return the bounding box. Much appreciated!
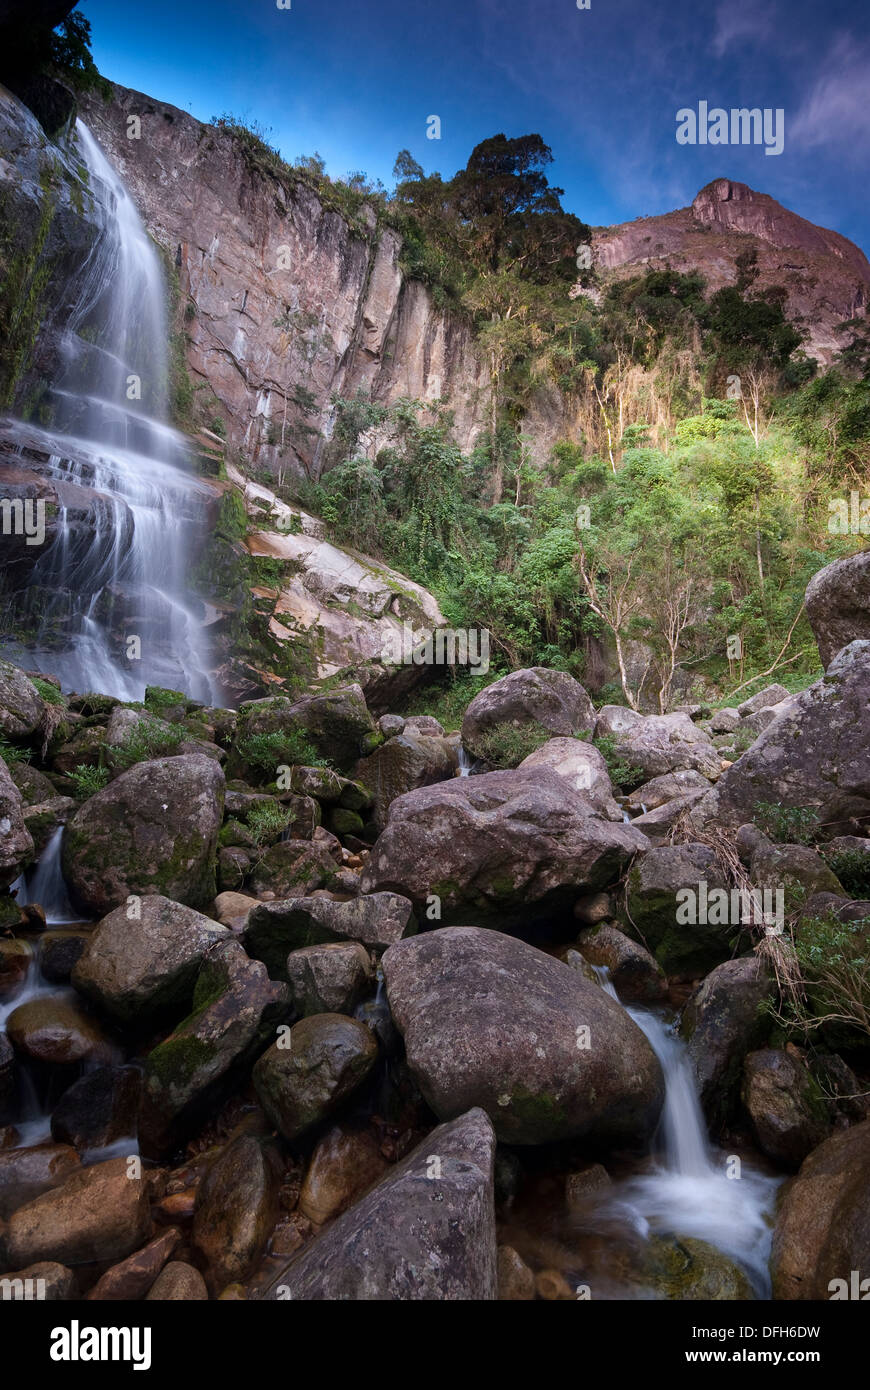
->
[297,1123,387,1225]
[71,895,229,1025]
[805,550,870,668]
[354,731,458,829]
[191,1134,278,1293]
[594,706,721,780]
[286,941,372,1017]
[625,843,731,976]
[741,1049,831,1169]
[518,737,623,820]
[382,927,664,1145]
[0,659,43,738]
[62,754,225,915]
[461,668,595,759]
[575,922,668,1002]
[360,767,649,927]
[259,1108,498,1300]
[3,1156,154,1266]
[771,1119,870,1300]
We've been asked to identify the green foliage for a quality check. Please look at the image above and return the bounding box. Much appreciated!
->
[821,849,870,900]
[236,728,329,773]
[472,721,551,768]
[788,909,870,1043]
[578,731,643,789]
[245,800,292,845]
[110,720,184,769]
[68,763,110,798]
[0,172,55,409]
[30,677,64,706]
[0,736,30,766]
[753,801,821,846]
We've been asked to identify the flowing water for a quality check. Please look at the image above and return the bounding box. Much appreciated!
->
[0,120,216,703]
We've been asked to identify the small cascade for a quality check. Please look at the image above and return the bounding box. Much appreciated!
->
[457,745,476,777]
[14,826,80,926]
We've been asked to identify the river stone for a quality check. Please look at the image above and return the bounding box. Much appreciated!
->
[575,922,668,1002]
[3,1156,155,1267]
[145,1261,209,1300]
[805,550,870,668]
[139,940,288,1153]
[237,684,375,772]
[192,1135,278,1292]
[6,995,111,1066]
[50,1066,141,1152]
[680,957,773,1130]
[694,642,870,836]
[0,659,43,738]
[286,941,372,1017]
[213,890,258,931]
[259,1108,498,1300]
[62,754,225,915]
[771,1119,870,1299]
[0,755,34,889]
[0,1143,81,1218]
[71,894,229,1026]
[288,765,345,802]
[38,932,87,984]
[461,668,595,760]
[244,892,414,977]
[360,767,649,929]
[252,1013,378,1141]
[741,1049,831,1169]
[247,838,337,898]
[736,684,791,717]
[354,731,458,829]
[0,1260,74,1300]
[708,709,740,735]
[8,761,57,805]
[298,1123,388,1225]
[639,1234,753,1300]
[497,1245,536,1300]
[594,706,721,780]
[86,1227,181,1300]
[625,843,731,976]
[0,937,31,997]
[382,927,664,1145]
[518,738,623,821]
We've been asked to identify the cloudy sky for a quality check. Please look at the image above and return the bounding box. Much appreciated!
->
[82,0,870,250]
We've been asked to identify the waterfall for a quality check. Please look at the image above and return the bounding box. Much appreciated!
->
[457,745,476,777]
[593,967,780,1295]
[13,825,79,926]
[0,120,216,703]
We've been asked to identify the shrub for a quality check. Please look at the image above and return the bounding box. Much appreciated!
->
[69,763,110,798]
[753,801,820,846]
[473,721,550,769]
[0,736,30,765]
[236,728,328,774]
[579,731,643,790]
[246,800,292,846]
[30,676,65,706]
[111,721,184,769]
[821,849,870,900]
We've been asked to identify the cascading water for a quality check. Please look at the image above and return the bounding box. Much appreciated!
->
[593,967,780,1295]
[13,826,79,925]
[0,120,217,702]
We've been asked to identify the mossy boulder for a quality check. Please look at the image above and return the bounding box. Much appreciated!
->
[625,843,732,976]
[252,1013,378,1141]
[237,684,375,773]
[461,668,595,761]
[0,659,43,738]
[0,754,34,889]
[741,1048,832,1169]
[247,838,336,898]
[62,754,225,915]
[286,941,372,1017]
[244,893,415,979]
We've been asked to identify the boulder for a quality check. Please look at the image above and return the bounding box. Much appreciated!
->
[252,1013,378,1141]
[741,1049,831,1169]
[237,684,375,772]
[518,737,623,820]
[497,1244,536,1300]
[354,731,458,829]
[145,1261,208,1300]
[86,1228,181,1301]
[708,708,739,734]
[805,551,870,668]
[191,1135,278,1292]
[247,839,337,898]
[382,926,664,1145]
[461,668,595,759]
[736,684,790,718]
[626,768,713,811]
[286,941,372,1017]
[244,892,414,978]
[360,767,648,928]
[575,922,668,1002]
[0,1143,81,1218]
[71,895,229,1026]
[50,1066,141,1151]
[6,995,111,1066]
[0,937,31,997]
[680,957,773,1129]
[594,706,721,781]
[62,754,225,915]
[0,755,34,889]
[298,1123,387,1226]
[139,940,288,1152]
[625,843,731,975]
[771,1119,870,1299]
[259,1108,498,1300]
[0,659,43,738]
[3,1156,154,1267]
[0,1260,74,1301]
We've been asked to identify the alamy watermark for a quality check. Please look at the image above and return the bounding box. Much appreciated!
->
[676,881,784,935]
[0,497,46,546]
[381,624,490,674]
[676,103,784,156]
[828,491,870,534]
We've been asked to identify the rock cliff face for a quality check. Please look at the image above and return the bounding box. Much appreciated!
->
[593,178,870,363]
[79,85,491,480]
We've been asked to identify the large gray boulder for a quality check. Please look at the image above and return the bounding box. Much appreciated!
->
[806,551,870,668]
[62,754,225,915]
[625,843,731,976]
[259,1108,498,1300]
[0,754,34,888]
[71,895,229,1025]
[236,684,375,773]
[244,892,414,978]
[741,1048,831,1169]
[594,706,721,781]
[0,659,43,739]
[694,642,870,835]
[680,957,773,1129]
[252,1013,378,1141]
[518,737,622,821]
[360,767,648,928]
[382,926,664,1145]
[353,731,458,829]
[461,668,595,760]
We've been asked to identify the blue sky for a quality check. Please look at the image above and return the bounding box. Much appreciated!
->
[81,0,870,252]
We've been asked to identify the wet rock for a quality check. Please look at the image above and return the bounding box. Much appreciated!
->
[0,659,43,738]
[50,726,108,776]
[771,1119,870,1300]
[498,1244,536,1299]
[0,937,31,998]
[741,1049,831,1169]
[62,754,225,915]
[6,995,110,1066]
[192,1135,278,1292]
[50,1066,141,1152]
[71,895,229,1026]
[139,940,288,1153]
[575,922,668,1002]
[286,941,372,1017]
[252,1013,378,1142]
[639,1234,753,1300]
[625,843,731,976]
[680,958,773,1129]
[382,926,664,1145]
[594,706,720,780]
[805,550,870,668]
[85,1228,181,1300]
[0,755,34,889]
[0,1143,81,1218]
[259,1108,498,1300]
[145,1261,208,1300]
[572,890,612,924]
[462,668,595,760]
[244,892,414,977]
[519,737,623,820]
[38,931,87,983]
[360,767,648,929]
[565,1163,612,1209]
[298,1123,387,1225]
[0,1260,73,1300]
[0,1033,13,1113]
[247,838,337,898]
[218,845,250,891]
[535,1268,576,1300]
[3,1156,154,1266]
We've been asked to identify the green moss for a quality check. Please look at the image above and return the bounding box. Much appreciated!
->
[146,1033,218,1088]
[508,1086,568,1133]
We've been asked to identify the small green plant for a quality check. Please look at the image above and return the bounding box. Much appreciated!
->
[30,676,65,706]
[246,800,292,845]
[776,909,870,1045]
[579,731,644,790]
[821,848,870,900]
[0,736,30,765]
[111,721,185,769]
[236,728,328,773]
[754,801,821,846]
[473,721,550,769]
[69,763,110,798]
